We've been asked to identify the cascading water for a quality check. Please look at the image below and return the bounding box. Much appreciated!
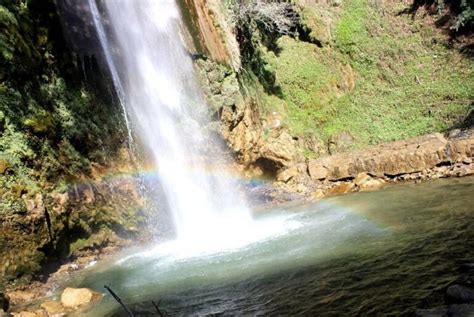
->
[88,0,286,250]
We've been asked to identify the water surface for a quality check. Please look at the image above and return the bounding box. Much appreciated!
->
[69,177,474,316]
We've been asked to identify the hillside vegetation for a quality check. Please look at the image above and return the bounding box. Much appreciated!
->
[0,0,143,287]
[235,0,473,155]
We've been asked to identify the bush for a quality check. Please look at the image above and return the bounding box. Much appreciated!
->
[229,0,299,36]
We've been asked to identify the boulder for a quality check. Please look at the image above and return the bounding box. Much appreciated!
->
[458,167,474,177]
[354,172,372,186]
[6,291,36,305]
[308,160,329,180]
[277,166,300,182]
[447,304,474,316]
[296,184,307,193]
[260,131,297,168]
[446,285,474,303]
[359,179,385,191]
[448,128,462,138]
[60,288,102,308]
[311,189,326,200]
[40,301,64,315]
[328,182,355,195]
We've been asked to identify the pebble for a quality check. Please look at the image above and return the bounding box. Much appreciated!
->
[446,285,474,303]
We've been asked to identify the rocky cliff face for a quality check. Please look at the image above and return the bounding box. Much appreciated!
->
[181,0,304,176]
[0,0,145,288]
[182,0,473,178]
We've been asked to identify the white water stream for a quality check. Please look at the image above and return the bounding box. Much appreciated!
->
[89,0,294,250]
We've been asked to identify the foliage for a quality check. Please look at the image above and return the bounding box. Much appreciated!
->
[403,0,474,33]
[229,0,299,36]
[0,1,126,212]
[238,0,473,153]
[452,0,474,31]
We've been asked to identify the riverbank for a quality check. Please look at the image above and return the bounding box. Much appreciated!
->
[5,175,474,316]
[270,128,474,201]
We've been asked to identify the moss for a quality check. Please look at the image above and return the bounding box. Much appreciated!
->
[244,0,473,151]
[0,1,135,286]
[322,0,473,145]
[256,36,348,137]
[334,0,367,55]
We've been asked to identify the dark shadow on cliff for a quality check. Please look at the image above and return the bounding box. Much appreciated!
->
[397,0,473,58]
[236,22,283,97]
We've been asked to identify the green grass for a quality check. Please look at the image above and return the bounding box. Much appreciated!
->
[260,37,343,135]
[255,0,473,152]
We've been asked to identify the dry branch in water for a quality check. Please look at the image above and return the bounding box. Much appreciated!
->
[104,285,134,317]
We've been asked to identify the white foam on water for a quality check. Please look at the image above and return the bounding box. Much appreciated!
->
[117,213,303,264]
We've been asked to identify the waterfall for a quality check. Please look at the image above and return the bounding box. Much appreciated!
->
[89,0,253,245]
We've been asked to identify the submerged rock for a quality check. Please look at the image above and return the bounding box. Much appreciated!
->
[40,301,64,315]
[446,285,474,303]
[415,306,447,317]
[60,288,102,308]
[447,304,474,316]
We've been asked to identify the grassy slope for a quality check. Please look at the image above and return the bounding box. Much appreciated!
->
[257,0,473,152]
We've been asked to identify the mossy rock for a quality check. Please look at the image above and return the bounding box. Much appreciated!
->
[0,159,10,174]
[298,6,333,45]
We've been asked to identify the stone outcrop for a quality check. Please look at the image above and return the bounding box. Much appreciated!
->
[196,58,299,173]
[259,131,298,169]
[60,287,102,309]
[0,164,145,288]
[306,133,473,182]
[277,130,474,199]
[179,0,241,70]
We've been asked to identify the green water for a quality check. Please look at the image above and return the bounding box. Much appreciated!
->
[67,177,473,316]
